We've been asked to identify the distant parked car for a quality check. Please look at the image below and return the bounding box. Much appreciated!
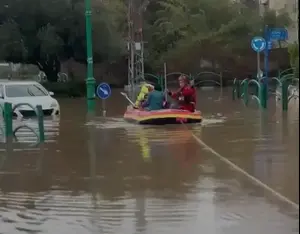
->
[0,80,60,118]
[276,84,299,101]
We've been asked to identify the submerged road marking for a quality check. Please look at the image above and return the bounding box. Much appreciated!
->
[189,129,299,210]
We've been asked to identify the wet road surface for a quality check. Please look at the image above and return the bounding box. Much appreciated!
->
[0,88,299,234]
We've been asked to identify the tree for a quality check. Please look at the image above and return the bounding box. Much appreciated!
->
[0,0,292,82]
[0,0,127,81]
[288,42,299,77]
[143,0,291,72]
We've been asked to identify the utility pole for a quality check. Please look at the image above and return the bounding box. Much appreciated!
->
[85,0,96,113]
[127,0,148,97]
[128,0,135,94]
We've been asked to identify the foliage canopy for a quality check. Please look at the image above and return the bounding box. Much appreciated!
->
[144,0,291,70]
[0,0,292,81]
[0,0,126,81]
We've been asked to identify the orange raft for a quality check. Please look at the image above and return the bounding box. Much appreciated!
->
[124,107,202,125]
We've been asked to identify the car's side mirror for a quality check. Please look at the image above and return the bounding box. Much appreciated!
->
[49,91,54,96]
[0,94,4,99]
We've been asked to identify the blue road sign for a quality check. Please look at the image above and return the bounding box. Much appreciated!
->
[251,37,266,52]
[268,28,288,41]
[267,41,272,50]
[96,82,111,100]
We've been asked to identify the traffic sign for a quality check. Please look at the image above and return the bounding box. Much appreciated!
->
[268,28,288,41]
[251,37,266,52]
[96,82,111,100]
[267,41,272,50]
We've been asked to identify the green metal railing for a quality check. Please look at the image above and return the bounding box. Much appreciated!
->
[0,103,45,143]
[232,67,299,111]
[135,71,223,89]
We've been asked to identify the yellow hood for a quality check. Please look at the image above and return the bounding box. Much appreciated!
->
[135,84,154,106]
[140,85,150,94]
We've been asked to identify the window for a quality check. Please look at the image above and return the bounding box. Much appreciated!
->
[5,84,48,98]
[293,0,298,12]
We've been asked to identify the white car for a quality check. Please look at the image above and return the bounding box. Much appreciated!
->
[0,80,60,118]
[276,84,299,101]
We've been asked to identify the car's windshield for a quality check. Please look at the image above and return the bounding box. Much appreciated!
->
[5,84,48,97]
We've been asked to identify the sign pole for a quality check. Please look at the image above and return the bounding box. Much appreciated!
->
[262,24,269,108]
[264,27,269,80]
[102,99,106,117]
[250,28,287,109]
[257,51,261,80]
[251,36,267,108]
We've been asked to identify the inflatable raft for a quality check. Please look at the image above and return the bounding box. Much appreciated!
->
[124,107,202,125]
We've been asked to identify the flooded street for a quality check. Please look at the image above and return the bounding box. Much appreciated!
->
[0,88,299,234]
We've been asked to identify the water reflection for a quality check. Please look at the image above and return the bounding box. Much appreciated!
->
[127,125,201,166]
[0,116,60,144]
[81,117,208,233]
[249,110,299,204]
[87,125,204,199]
[0,117,59,180]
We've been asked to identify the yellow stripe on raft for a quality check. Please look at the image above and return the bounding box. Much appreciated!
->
[124,113,202,121]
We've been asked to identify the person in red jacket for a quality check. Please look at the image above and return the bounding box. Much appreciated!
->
[167,75,196,112]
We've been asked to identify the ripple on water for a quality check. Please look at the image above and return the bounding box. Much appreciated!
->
[0,95,298,234]
[0,118,60,144]
[84,116,226,147]
[0,158,298,233]
[85,116,226,130]
[85,117,140,130]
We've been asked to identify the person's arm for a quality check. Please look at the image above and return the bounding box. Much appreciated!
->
[142,92,152,108]
[135,92,145,106]
[181,87,194,97]
[168,88,181,99]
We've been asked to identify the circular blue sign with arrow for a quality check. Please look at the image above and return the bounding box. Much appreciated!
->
[251,37,266,52]
[96,82,111,100]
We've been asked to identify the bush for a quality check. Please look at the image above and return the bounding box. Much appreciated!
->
[42,81,86,97]
[41,81,124,97]
[288,43,299,77]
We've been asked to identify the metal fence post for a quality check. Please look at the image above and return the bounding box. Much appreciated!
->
[236,80,241,99]
[242,79,249,106]
[36,105,45,143]
[281,79,288,111]
[4,102,13,139]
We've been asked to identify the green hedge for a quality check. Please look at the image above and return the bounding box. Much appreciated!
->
[42,81,86,97]
[42,81,125,97]
[288,42,299,78]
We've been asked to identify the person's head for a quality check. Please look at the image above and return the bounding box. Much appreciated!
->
[141,83,154,93]
[154,84,162,91]
[147,84,154,92]
[178,75,189,88]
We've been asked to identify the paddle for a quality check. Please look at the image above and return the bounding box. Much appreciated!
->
[120,92,136,106]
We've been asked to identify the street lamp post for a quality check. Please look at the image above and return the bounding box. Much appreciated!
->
[85,0,96,113]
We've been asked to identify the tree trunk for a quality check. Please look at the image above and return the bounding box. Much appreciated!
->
[36,57,61,82]
[44,66,59,82]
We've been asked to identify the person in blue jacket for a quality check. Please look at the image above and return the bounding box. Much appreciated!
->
[142,84,165,111]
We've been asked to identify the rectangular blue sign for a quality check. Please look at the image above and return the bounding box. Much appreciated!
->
[268,28,288,40]
[267,41,272,50]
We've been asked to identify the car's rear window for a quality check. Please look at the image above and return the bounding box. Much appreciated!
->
[5,84,48,97]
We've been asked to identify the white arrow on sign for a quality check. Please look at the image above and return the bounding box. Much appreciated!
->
[100,87,108,95]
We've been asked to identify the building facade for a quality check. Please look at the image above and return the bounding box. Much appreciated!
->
[261,0,298,42]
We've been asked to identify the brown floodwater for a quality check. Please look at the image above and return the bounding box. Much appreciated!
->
[0,88,299,234]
